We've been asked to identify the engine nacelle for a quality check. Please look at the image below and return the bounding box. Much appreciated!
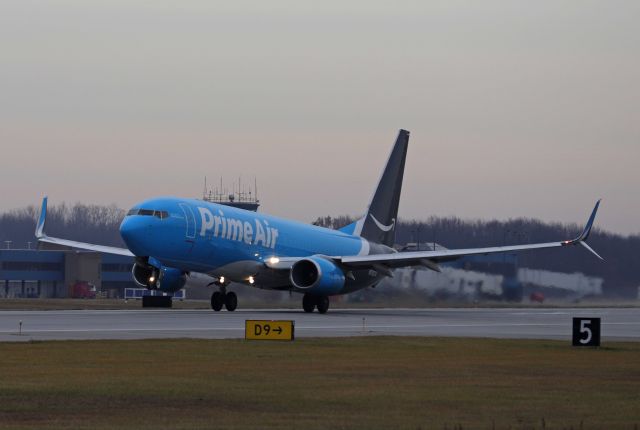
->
[132,263,154,288]
[132,263,186,293]
[290,255,345,295]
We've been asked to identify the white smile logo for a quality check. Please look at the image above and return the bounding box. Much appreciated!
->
[369,214,395,232]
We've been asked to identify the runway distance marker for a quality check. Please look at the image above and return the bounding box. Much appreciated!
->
[572,317,600,347]
[245,320,294,341]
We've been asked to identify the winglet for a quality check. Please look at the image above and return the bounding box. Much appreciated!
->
[564,199,602,260]
[580,241,603,260]
[577,199,601,242]
[35,197,48,239]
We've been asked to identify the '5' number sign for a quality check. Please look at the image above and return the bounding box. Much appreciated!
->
[572,318,601,347]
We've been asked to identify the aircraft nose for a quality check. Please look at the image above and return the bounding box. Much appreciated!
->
[119,217,148,254]
[119,217,136,242]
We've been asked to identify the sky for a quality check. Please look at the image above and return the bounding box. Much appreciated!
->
[1,1,638,235]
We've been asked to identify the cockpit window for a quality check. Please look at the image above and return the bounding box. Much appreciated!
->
[126,208,169,219]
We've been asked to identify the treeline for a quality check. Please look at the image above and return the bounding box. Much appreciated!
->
[314,215,640,298]
[0,204,638,297]
[0,203,125,248]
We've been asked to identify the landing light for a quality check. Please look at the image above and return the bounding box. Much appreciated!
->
[269,257,280,264]
[219,276,225,284]
[248,276,255,285]
[149,276,155,283]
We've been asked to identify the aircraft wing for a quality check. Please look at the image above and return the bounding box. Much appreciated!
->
[35,197,134,257]
[340,200,603,270]
[266,200,603,272]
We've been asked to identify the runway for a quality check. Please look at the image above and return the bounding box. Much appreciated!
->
[0,308,638,342]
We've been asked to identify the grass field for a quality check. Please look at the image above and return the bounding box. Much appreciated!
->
[0,338,639,429]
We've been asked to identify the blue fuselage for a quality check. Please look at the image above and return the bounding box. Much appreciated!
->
[119,197,377,291]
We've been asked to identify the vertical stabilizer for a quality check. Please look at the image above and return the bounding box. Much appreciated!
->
[353,129,409,246]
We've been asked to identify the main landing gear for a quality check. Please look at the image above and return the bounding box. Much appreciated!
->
[302,293,330,314]
[211,289,237,312]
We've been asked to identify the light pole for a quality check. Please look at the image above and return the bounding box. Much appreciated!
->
[413,225,422,251]
[432,227,436,251]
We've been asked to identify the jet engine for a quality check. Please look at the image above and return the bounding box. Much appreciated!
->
[132,262,186,293]
[290,255,345,295]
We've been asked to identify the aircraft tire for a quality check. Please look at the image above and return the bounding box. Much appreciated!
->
[224,292,238,311]
[316,296,330,314]
[211,291,224,311]
[302,293,316,313]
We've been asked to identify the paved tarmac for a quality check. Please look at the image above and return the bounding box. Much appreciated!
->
[0,308,638,342]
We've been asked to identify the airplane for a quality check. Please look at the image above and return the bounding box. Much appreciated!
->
[35,129,602,313]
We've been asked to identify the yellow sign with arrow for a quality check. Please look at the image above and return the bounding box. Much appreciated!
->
[245,320,295,341]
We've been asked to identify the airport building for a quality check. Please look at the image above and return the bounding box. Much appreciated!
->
[0,249,134,299]
[399,242,523,300]
[378,242,603,303]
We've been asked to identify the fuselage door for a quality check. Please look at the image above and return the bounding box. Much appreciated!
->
[179,203,196,239]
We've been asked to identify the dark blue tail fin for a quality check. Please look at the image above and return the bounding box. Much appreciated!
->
[352,130,409,246]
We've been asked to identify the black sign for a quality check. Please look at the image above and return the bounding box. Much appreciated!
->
[572,317,600,347]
